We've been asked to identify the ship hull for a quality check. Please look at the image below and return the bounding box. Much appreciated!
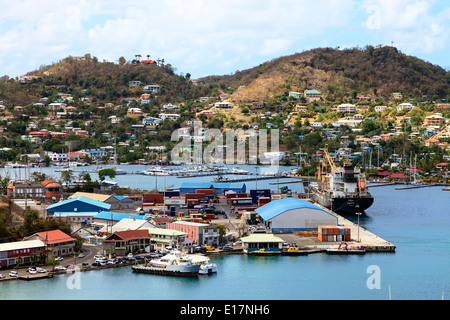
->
[305,184,374,214]
[132,264,200,276]
[331,196,374,214]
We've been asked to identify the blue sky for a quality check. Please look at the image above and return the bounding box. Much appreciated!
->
[0,0,449,79]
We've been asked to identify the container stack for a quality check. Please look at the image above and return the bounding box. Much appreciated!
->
[318,225,351,242]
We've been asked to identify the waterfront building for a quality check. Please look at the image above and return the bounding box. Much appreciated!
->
[0,240,46,268]
[166,221,220,246]
[24,229,76,258]
[240,234,285,254]
[144,227,187,251]
[103,230,151,256]
[256,198,337,233]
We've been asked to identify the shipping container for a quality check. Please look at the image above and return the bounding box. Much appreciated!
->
[196,189,215,195]
[230,198,253,205]
[250,189,271,203]
[160,190,180,198]
[226,193,249,202]
[185,193,206,200]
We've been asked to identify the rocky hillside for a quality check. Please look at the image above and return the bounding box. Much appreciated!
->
[202,46,450,104]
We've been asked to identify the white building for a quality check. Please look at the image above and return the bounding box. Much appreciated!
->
[47,152,68,162]
[144,85,160,93]
[214,102,233,109]
[142,117,162,126]
[397,103,416,112]
[337,104,357,113]
[159,113,181,121]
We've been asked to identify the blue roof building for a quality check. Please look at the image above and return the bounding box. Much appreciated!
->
[47,196,111,218]
[93,211,148,223]
[179,182,213,193]
[178,182,246,194]
[256,198,337,233]
[212,182,246,193]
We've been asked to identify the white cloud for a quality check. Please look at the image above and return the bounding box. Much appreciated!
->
[360,0,450,53]
[0,0,447,78]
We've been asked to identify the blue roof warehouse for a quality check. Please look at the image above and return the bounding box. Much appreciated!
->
[178,182,246,194]
[256,198,338,233]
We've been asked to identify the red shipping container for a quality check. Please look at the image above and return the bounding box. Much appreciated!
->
[196,189,214,195]
[186,193,206,200]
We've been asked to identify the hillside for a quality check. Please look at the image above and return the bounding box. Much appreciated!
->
[201,46,450,104]
[0,56,216,107]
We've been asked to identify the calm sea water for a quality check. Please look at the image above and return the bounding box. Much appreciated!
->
[1,165,450,300]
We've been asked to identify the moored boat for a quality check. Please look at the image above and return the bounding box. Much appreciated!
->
[281,247,308,256]
[132,251,200,276]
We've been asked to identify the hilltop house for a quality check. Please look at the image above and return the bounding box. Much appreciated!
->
[144,85,160,93]
[304,89,321,102]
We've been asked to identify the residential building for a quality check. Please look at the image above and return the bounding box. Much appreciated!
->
[129,81,142,87]
[24,229,76,258]
[289,92,302,99]
[337,103,357,113]
[252,101,266,110]
[214,102,233,109]
[143,117,162,126]
[304,89,321,102]
[393,92,403,99]
[144,85,160,93]
[109,115,123,124]
[163,103,180,111]
[397,103,416,112]
[159,113,181,121]
[7,181,46,199]
[374,106,388,112]
[48,152,68,162]
[424,113,446,126]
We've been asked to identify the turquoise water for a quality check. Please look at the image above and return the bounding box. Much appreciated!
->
[1,165,450,300]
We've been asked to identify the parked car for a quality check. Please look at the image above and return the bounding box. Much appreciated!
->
[9,271,18,277]
[54,266,67,271]
[78,253,85,258]
[82,263,90,268]
[28,269,37,274]
[92,261,101,267]
[107,259,117,265]
[36,267,46,273]
[55,256,64,261]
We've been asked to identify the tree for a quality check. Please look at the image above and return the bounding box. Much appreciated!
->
[60,170,74,185]
[98,168,116,181]
[118,56,126,65]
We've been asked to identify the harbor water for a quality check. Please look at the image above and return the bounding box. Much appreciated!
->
[1,165,450,300]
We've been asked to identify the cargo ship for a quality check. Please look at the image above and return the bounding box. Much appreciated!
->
[303,146,374,214]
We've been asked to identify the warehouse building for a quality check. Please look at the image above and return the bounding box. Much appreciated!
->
[256,198,338,233]
[178,182,246,194]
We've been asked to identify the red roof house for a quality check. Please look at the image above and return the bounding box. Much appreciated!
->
[24,229,76,257]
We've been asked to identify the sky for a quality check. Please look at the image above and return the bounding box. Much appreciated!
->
[0,0,449,79]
